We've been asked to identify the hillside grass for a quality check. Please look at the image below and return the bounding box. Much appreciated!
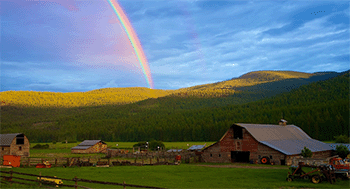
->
[0,87,175,107]
[1,164,349,188]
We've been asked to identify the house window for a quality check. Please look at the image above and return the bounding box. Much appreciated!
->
[270,155,272,159]
[210,154,212,157]
[19,146,22,151]
[219,154,221,157]
[233,126,243,139]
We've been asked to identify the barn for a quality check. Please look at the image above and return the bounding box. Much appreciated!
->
[201,121,334,165]
[71,140,108,154]
[0,133,30,157]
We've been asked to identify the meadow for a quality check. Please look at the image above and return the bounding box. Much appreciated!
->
[1,164,349,188]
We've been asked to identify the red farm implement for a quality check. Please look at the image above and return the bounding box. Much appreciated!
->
[286,162,336,184]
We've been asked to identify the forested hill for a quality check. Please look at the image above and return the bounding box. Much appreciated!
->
[1,70,335,107]
[1,70,348,143]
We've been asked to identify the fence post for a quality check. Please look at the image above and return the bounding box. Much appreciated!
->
[10,169,13,186]
[74,176,77,189]
[55,158,57,167]
[123,181,126,189]
[39,172,42,187]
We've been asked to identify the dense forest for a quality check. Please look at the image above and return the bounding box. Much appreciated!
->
[1,70,348,142]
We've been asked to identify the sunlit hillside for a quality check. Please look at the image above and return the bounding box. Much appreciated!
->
[0,71,315,107]
[0,87,174,107]
[185,71,312,90]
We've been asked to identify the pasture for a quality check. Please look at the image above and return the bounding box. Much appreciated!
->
[1,164,349,188]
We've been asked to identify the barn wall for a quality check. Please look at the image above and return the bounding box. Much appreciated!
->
[312,150,333,158]
[201,142,231,163]
[0,147,11,157]
[71,142,108,154]
[7,135,30,157]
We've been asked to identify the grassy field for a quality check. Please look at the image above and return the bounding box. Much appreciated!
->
[1,164,349,188]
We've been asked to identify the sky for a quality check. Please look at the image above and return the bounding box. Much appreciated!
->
[1,0,349,92]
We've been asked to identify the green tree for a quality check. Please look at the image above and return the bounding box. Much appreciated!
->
[334,135,350,143]
[335,144,350,159]
[301,147,313,158]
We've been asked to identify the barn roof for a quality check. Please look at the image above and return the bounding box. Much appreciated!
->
[234,123,333,155]
[0,133,23,146]
[71,140,106,150]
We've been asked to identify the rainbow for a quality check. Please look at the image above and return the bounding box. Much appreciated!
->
[107,0,154,89]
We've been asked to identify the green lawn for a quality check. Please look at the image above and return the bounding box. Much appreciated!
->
[1,164,349,188]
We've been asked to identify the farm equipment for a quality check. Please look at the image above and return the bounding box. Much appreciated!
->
[36,161,52,168]
[286,162,336,184]
[37,176,63,187]
[328,157,350,179]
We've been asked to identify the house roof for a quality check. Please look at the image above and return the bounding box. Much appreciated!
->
[71,140,106,150]
[0,133,23,146]
[234,123,333,155]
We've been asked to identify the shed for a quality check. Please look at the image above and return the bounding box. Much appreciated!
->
[71,140,107,154]
[0,133,30,157]
[201,123,334,165]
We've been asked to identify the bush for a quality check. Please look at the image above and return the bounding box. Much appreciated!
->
[335,144,350,159]
[149,141,165,151]
[133,141,165,151]
[334,135,350,143]
[301,146,313,158]
[32,144,50,149]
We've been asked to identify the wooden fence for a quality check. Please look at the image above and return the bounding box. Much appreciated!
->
[0,170,165,189]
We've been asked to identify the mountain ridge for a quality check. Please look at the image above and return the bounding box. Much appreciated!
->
[0,70,345,107]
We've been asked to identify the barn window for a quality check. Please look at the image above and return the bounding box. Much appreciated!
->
[233,126,243,139]
[16,134,24,145]
[270,155,272,159]
[210,154,212,157]
[219,154,221,157]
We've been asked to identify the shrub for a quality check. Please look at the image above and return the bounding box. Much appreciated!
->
[133,141,165,151]
[334,135,350,143]
[301,146,313,158]
[335,144,350,159]
[149,141,165,151]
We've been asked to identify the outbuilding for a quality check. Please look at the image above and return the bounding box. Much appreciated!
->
[0,133,30,157]
[201,121,333,165]
[71,140,107,154]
